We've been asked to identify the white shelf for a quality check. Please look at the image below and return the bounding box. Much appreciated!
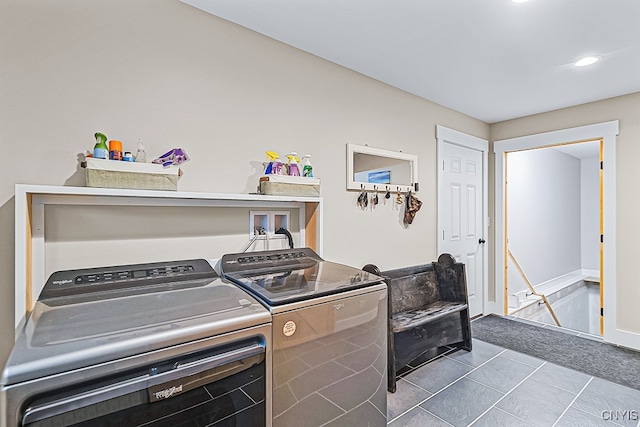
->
[16,184,322,205]
[14,184,323,332]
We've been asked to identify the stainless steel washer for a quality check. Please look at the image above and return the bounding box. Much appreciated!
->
[220,248,387,427]
[1,259,272,427]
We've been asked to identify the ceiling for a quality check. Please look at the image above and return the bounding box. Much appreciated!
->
[181,0,640,123]
[551,140,599,159]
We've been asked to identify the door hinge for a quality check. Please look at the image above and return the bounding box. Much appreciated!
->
[600,234,604,243]
[600,161,603,170]
[601,307,604,317]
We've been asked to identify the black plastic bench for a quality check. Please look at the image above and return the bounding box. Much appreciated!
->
[363,253,472,392]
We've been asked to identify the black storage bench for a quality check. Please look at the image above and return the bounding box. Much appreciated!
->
[363,253,472,392]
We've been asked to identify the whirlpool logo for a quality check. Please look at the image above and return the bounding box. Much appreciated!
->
[154,384,183,400]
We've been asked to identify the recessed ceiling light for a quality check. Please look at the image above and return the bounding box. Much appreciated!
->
[575,56,599,67]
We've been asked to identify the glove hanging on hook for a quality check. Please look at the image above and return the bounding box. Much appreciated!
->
[357,189,368,208]
[404,191,423,225]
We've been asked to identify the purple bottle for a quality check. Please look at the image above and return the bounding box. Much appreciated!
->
[286,153,300,176]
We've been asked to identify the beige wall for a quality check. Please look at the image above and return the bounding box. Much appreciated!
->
[0,0,488,365]
[491,91,640,335]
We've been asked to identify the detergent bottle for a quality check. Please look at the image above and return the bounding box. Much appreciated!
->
[265,151,284,175]
[301,154,313,177]
[286,153,301,176]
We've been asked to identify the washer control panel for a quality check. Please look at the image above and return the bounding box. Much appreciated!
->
[220,247,322,275]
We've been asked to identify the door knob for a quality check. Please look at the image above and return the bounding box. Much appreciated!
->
[479,238,486,244]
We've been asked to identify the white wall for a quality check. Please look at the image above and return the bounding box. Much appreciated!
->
[0,0,489,365]
[507,148,581,293]
[581,156,600,271]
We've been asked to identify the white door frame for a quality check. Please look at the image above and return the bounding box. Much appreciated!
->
[492,121,638,350]
[437,125,489,316]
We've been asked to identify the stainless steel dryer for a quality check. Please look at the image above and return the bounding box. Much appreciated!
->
[1,259,272,427]
[220,248,387,427]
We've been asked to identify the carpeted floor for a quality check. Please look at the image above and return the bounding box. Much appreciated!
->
[471,314,640,391]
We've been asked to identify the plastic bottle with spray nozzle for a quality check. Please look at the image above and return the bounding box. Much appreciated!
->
[301,154,313,177]
[93,132,109,159]
[286,153,301,176]
[265,151,284,175]
[136,137,146,163]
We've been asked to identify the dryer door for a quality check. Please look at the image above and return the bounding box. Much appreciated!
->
[14,337,267,427]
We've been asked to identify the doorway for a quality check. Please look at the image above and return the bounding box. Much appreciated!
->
[504,140,602,335]
[492,121,634,349]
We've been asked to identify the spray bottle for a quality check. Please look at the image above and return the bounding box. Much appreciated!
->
[286,153,301,176]
[301,154,313,177]
[136,137,147,163]
[265,151,284,175]
[93,132,109,159]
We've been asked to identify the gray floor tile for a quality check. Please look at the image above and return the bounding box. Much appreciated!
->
[572,377,640,427]
[555,406,625,427]
[499,349,545,368]
[388,407,453,427]
[420,378,503,427]
[403,357,473,393]
[446,339,504,368]
[470,407,536,427]
[386,378,432,420]
[496,377,575,426]
[466,355,536,393]
[530,362,591,394]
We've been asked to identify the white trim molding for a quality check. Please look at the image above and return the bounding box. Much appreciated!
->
[492,121,634,349]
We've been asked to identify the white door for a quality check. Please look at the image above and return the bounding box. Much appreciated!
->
[440,141,485,317]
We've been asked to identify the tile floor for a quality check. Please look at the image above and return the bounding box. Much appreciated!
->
[387,338,640,427]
